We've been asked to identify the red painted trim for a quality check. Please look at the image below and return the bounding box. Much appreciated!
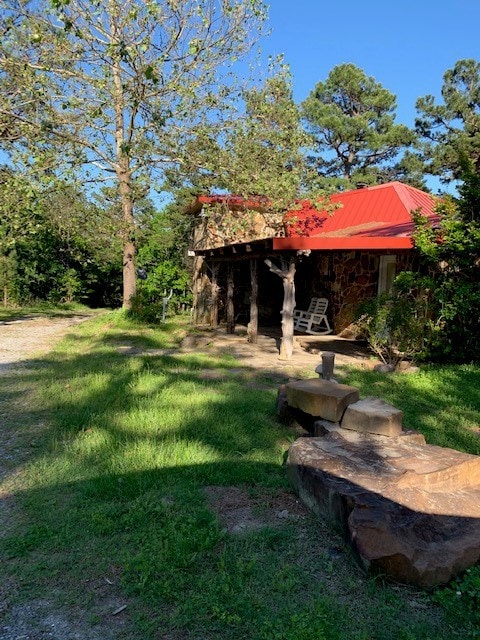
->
[273,237,413,250]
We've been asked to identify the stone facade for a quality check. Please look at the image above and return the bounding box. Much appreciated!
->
[193,205,281,251]
[304,250,416,332]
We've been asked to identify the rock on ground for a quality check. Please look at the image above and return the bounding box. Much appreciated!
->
[287,431,480,587]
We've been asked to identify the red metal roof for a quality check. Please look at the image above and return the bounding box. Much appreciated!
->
[276,182,439,251]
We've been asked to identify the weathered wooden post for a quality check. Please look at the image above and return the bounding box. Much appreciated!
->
[161,289,173,325]
[226,263,235,334]
[247,258,259,344]
[321,351,335,380]
[210,262,220,327]
[192,256,209,325]
[265,256,296,360]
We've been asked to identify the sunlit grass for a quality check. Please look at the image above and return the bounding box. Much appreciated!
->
[1,311,479,639]
[339,363,480,455]
[0,301,97,321]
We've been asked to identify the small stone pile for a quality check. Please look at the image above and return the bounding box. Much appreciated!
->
[278,360,480,588]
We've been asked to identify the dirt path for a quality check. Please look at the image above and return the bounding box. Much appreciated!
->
[180,325,377,378]
[0,313,132,640]
[0,314,94,374]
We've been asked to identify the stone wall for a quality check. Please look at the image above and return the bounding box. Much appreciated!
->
[193,206,281,251]
[308,251,416,333]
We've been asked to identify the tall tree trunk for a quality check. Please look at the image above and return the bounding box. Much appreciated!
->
[119,171,136,308]
[226,263,235,334]
[247,258,258,344]
[111,11,136,309]
[265,256,297,360]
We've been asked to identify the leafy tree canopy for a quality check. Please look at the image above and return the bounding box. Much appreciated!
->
[302,63,420,189]
[416,58,480,183]
[165,66,315,208]
[222,71,311,206]
[0,0,269,306]
[0,169,122,305]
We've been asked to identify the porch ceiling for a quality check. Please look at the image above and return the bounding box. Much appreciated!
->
[193,237,276,258]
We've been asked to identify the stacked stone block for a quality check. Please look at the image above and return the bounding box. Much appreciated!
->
[284,378,407,439]
[280,375,480,588]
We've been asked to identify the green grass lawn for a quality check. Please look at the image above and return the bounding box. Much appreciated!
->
[1,310,479,639]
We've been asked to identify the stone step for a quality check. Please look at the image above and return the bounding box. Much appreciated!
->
[313,420,426,445]
[287,431,480,587]
[342,396,403,437]
[285,379,359,423]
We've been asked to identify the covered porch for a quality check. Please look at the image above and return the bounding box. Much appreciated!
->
[186,181,437,359]
[190,236,414,344]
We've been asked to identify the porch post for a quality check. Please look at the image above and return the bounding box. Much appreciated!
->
[192,256,211,325]
[210,262,220,327]
[226,263,235,334]
[247,258,258,344]
[265,256,296,360]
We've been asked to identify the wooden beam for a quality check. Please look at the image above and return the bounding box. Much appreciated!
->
[198,239,275,260]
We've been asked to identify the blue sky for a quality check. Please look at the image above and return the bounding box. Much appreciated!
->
[261,0,480,129]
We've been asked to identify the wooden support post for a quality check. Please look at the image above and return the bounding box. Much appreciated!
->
[247,258,258,344]
[192,256,213,326]
[192,255,204,325]
[210,262,219,327]
[226,263,235,334]
[265,256,296,360]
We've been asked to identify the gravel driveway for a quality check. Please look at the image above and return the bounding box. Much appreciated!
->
[0,312,132,639]
[0,314,94,373]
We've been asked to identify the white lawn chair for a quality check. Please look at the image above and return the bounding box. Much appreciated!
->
[293,297,332,335]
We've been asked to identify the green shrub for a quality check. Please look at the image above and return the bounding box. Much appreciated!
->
[136,260,192,313]
[355,272,439,365]
[410,167,480,363]
[127,288,167,324]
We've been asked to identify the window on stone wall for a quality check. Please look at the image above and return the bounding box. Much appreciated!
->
[378,255,396,295]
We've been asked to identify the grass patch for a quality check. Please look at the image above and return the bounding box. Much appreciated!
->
[339,364,480,455]
[1,311,479,639]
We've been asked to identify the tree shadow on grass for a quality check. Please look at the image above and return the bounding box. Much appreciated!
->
[1,463,474,640]
[1,334,478,638]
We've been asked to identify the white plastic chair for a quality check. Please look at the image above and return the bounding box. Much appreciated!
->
[293,297,332,335]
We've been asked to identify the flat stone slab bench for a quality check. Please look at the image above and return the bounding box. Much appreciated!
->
[287,430,480,587]
[286,379,359,423]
